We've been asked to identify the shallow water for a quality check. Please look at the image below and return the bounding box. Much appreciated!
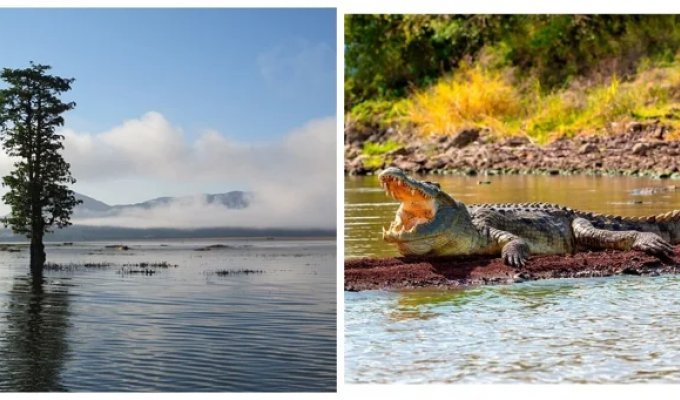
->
[346,276,680,383]
[345,174,680,258]
[0,238,336,392]
[345,174,680,383]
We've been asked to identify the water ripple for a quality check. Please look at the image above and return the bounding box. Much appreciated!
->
[346,276,680,383]
[0,239,336,392]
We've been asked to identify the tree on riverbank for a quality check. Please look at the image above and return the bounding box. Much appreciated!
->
[0,63,81,278]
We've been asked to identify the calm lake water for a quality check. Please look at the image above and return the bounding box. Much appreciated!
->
[0,238,336,392]
[345,174,680,383]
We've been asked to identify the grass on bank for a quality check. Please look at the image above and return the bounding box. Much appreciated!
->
[361,140,402,169]
[348,53,680,146]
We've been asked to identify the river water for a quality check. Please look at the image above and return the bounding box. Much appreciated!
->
[0,238,336,392]
[345,174,680,383]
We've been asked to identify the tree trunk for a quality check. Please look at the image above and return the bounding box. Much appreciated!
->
[30,233,46,279]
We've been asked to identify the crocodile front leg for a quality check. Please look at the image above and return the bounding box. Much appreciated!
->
[471,210,532,268]
[487,227,530,268]
[572,217,674,257]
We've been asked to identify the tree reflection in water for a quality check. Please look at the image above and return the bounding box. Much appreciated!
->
[0,275,71,391]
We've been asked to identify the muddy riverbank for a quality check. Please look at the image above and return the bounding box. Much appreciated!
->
[345,246,680,291]
[345,120,680,178]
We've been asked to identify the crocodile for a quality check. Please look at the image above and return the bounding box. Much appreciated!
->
[379,167,680,267]
[630,185,679,196]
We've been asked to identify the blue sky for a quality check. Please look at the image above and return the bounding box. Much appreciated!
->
[0,8,337,228]
[0,8,336,141]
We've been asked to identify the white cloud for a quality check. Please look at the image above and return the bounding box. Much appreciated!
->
[61,112,189,180]
[0,112,337,230]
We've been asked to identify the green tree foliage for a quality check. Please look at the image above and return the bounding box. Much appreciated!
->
[503,15,680,87]
[0,63,81,277]
[345,15,508,108]
[345,15,680,109]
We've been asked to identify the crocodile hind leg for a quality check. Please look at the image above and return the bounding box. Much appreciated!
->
[572,217,674,257]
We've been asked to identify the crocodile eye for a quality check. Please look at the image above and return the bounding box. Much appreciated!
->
[424,181,441,189]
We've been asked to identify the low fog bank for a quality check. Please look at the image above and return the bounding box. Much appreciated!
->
[72,190,332,230]
[0,113,337,230]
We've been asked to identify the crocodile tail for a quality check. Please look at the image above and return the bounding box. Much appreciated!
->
[654,209,680,244]
[621,210,680,245]
[653,209,680,223]
[578,209,680,245]
[619,210,680,224]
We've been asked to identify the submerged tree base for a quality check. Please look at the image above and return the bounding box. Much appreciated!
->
[345,246,680,291]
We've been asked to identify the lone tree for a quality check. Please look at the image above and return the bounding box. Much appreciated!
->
[0,63,80,278]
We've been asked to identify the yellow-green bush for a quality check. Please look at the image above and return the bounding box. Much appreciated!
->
[400,55,680,144]
[523,91,582,142]
[407,64,521,136]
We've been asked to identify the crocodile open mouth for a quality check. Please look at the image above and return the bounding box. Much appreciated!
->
[379,173,436,237]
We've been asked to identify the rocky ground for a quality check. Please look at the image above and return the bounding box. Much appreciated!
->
[345,120,680,178]
[344,246,680,291]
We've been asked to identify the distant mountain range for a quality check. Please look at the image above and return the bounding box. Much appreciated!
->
[0,191,336,241]
[73,191,252,218]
